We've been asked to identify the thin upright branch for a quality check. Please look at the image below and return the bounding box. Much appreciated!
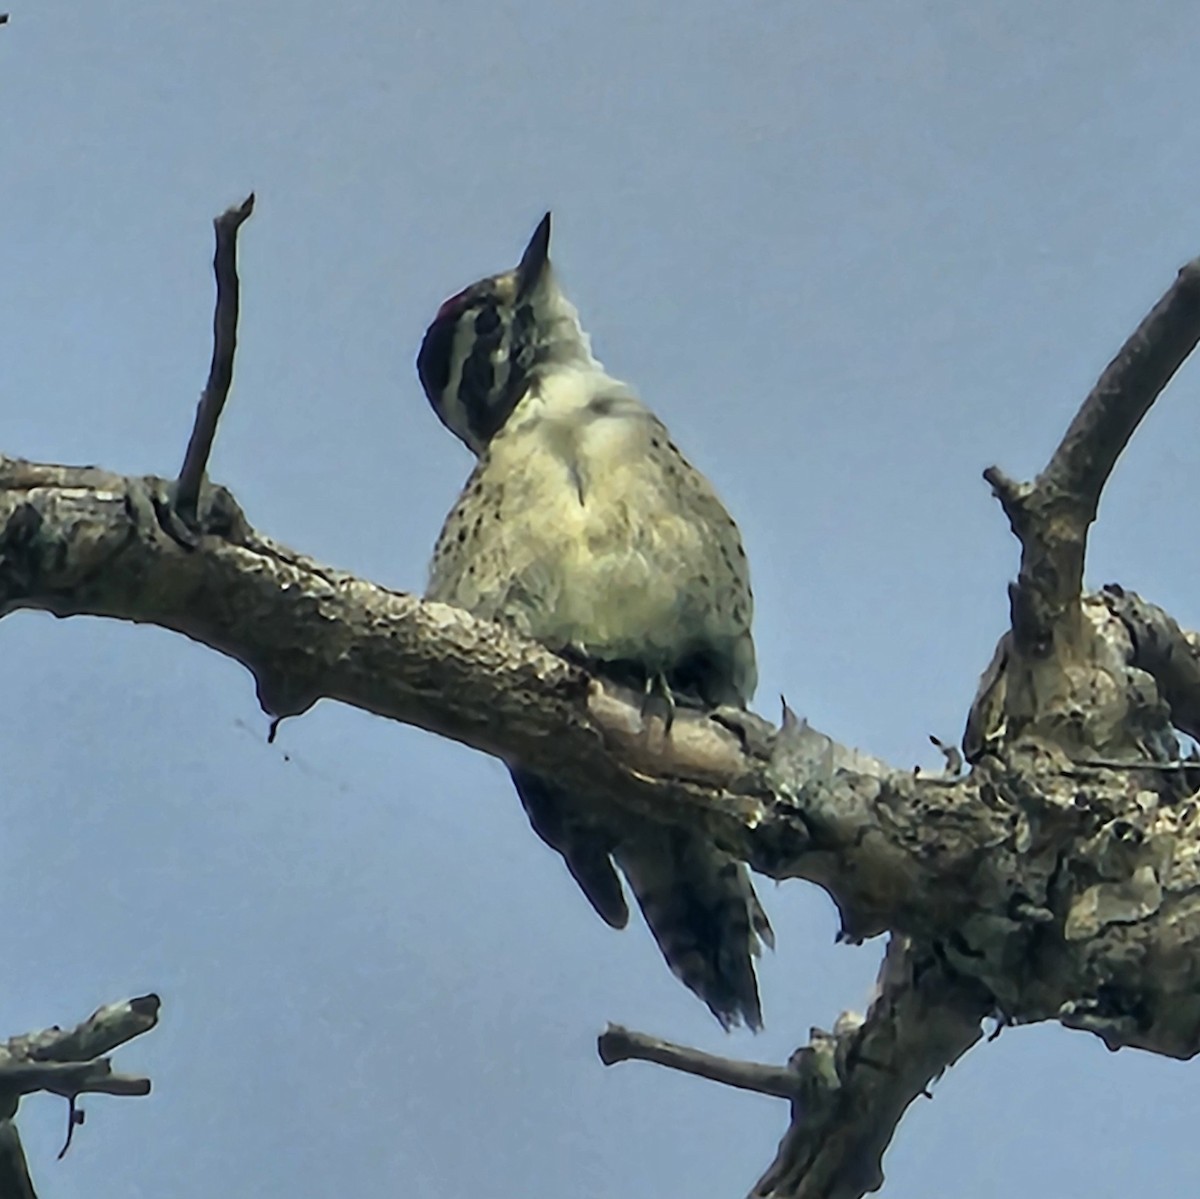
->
[173,194,255,525]
[975,257,1200,754]
[1040,258,1200,519]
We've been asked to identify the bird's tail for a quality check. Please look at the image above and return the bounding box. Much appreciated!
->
[617,825,772,1030]
[510,768,772,1028]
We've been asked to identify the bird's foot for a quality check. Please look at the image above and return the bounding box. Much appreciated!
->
[641,672,678,737]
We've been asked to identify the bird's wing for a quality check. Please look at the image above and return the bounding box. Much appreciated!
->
[510,767,628,929]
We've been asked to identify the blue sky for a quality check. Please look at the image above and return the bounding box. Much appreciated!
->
[4,3,1200,1196]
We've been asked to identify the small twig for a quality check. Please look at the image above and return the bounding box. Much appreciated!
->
[1065,759,1195,772]
[173,193,256,524]
[56,1101,83,1161]
[597,1024,799,1100]
[981,467,1028,530]
[927,735,963,777]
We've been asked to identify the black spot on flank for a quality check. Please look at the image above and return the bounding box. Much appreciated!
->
[456,528,468,543]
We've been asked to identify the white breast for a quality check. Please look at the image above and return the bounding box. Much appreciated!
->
[483,372,715,664]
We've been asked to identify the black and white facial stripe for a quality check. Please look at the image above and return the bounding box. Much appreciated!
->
[416,214,581,454]
[416,288,537,453]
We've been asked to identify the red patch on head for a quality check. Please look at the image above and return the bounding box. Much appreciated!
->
[435,287,472,322]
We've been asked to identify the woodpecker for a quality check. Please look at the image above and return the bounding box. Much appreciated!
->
[416,214,772,1028]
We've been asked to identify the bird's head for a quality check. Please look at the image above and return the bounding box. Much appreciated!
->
[416,214,596,453]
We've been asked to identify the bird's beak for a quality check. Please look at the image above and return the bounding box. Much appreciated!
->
[515,212,552,301]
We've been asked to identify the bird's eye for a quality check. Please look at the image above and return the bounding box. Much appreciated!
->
[474,305,501,336]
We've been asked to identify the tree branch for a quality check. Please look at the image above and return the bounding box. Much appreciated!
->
[172,193,255,527]
[600,941,991,1199]
[0,995,160,1199]
[597,1025,801,1100]
[7,456,1200,1063]
[8,200,1200,1198]
[971,258,1200,760]
[750,939,989,1199]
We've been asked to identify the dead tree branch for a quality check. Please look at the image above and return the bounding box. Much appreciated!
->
[751,938,990,1199]
[0,995,160,1199]
[598,1025,801,1100]
[4,198,1200,1198]
[977,259,1200,758]
[172,193,255,527]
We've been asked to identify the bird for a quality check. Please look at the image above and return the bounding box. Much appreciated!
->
[415,213,772,1028]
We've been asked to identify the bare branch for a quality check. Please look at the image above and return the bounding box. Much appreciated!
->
[601,947,991,1199]
[0,995,160,1199]
[975,258,1200,758]
[8,202,1200,1198]
[173,194,256,525]
[751,939,989,1199]
[8,459,1200,1065]
[1042,258,1200,520]
[6,993,160,1065]
[597,1025,800,1100]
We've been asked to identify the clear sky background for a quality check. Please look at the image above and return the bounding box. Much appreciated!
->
[3,3,1200,1196]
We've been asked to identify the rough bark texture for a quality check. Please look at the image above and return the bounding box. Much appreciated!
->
[5,201,1200,1197]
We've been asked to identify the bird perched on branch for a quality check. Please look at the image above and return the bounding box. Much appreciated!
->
[416,214,772,1028]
